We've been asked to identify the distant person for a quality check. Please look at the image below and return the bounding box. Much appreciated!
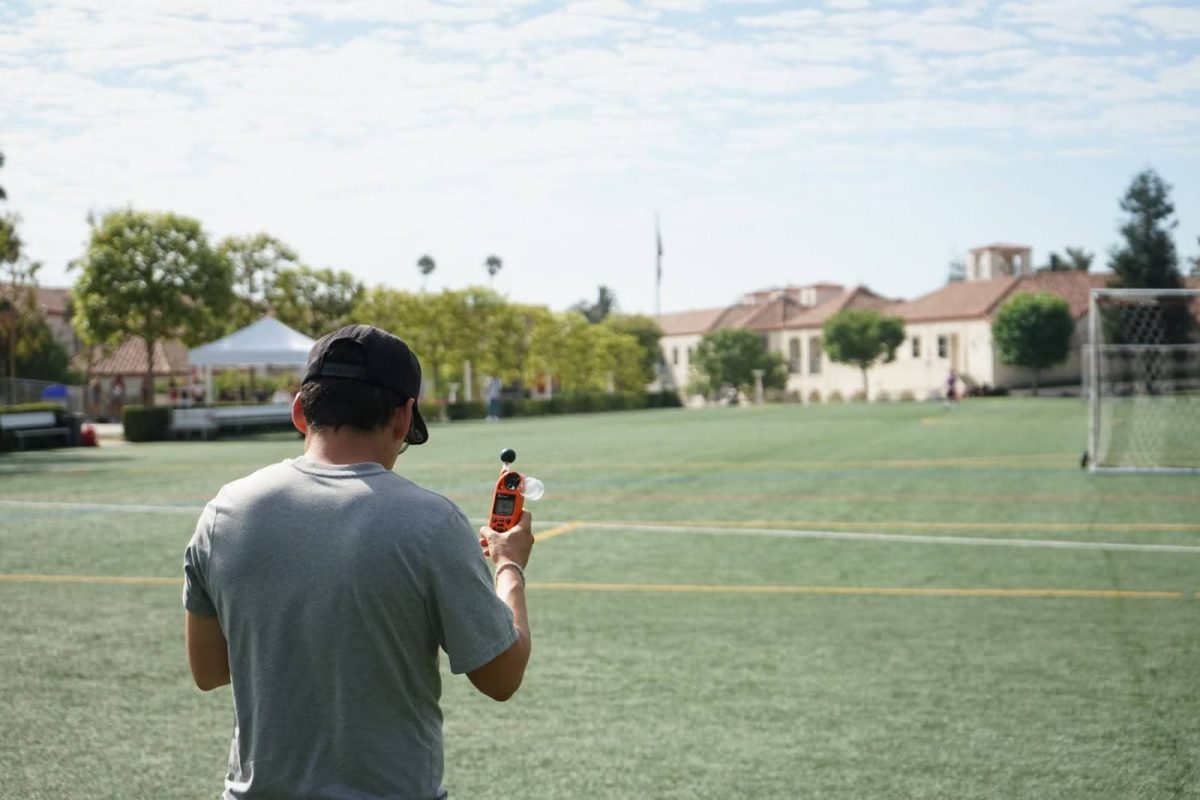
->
[944,369,958,408]
[109,377,124,421]
[183,324,533,799]
[484,375,502,422]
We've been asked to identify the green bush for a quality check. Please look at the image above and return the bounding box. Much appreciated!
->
[426,391,680,424]
[646,390,682,408]
[444,401,486,421]
[123,405,171,442]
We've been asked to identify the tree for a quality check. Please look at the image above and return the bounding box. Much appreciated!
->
[218,233,301,330]
[573,285,618,323]
[1109,170,1183,290]
[72,209,233,405]
[947,257,966,283]
[822,308,905,398]
[0,253,49,399]
[266,265,363,339]
[0,150,6,201]
[991,292,1074,395]
[1190,238,1199,278]
[1039,247,1093,272]
[484,254,502,286]
[417,254,436,291]
[693,329,786,398]
[1107,169,1191,342]
[603,314,663,385]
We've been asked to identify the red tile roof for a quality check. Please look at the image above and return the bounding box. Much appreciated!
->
[1003,271,1108,318]
[656,306,739,336]
[0,285,71,317]
[75,337,191,376]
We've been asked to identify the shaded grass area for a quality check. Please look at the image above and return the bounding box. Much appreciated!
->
[2,398,1199,798]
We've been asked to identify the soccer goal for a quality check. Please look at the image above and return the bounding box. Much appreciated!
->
[1087,288,1200,473]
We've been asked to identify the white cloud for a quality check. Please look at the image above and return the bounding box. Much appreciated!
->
[4,0,1198,308]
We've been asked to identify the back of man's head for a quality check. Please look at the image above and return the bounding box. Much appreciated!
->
[300,325,429,442]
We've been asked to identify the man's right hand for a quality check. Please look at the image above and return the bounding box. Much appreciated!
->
[479,510,534,568]
[470,510,533,702]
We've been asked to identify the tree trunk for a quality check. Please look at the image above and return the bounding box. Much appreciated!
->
[144,337,156,406]
[861,368,869,401]
[1032,369,1039,397]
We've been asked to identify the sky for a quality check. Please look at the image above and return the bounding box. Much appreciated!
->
[2,0,1199,315]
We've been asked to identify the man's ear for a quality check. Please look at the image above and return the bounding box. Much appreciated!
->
[393,398,415,443]
[291,394,308,434]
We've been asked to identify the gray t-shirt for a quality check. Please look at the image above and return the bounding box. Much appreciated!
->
[183,456,517,800]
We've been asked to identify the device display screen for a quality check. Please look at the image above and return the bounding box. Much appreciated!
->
[492,494,516,516]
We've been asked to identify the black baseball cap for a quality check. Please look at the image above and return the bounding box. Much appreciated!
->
[302,324,429,445]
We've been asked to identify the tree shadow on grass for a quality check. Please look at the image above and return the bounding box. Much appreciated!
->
[0,449,136,475]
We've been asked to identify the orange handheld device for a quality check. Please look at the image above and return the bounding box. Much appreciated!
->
[488,448,525,533]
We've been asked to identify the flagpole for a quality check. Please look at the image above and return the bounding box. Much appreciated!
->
[654,211,662,320]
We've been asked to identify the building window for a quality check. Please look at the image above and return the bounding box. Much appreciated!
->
[937,335,948,359]
[788,338,801,373]
[672,347,679,365]
[911,336,921,358]
[808,336,822,375]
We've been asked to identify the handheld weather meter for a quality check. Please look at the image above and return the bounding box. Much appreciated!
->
[489,448,525,532]
[487,448,545,532]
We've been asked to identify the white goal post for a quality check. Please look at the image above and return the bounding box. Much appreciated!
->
[1087,288,1200,473]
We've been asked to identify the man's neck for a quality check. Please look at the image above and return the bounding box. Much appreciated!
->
[303,430,397,471]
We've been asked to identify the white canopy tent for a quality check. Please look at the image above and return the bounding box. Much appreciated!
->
[189,317,316,401]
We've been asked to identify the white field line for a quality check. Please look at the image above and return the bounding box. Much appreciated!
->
[1,499,1198,554]
[536,520,1200,555]
[0,499,199,514]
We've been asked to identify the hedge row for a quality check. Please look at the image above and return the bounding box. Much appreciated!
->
[123,405,171,442]
[433,390,682,421]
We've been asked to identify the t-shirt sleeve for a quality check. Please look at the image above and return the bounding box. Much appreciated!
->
[182,501,218,617]
[426,507,519,675]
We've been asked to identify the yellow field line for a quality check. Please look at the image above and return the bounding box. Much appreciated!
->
[589,518,1200,533]
[0,574,1184,601]
[0,574,179,586]
[529,582,1185,600]
[534,521,583,542]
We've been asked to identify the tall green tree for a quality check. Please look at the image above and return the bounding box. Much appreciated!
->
[1040,247,1093,272]
[604,314,663,385]
[267,265,363,339]
[822,308,905,398]
[0,254,51,398]
[1189,238,1199,278]
[991,292,1074,395]
[947,257,966,283]
[72,209,233,405]
[219,234,301,330]
[416,254,436,291]
[484,254,502,286]
[1107,169,1191,342]
[1109,169,1183,289]
[693,328,786,399]
[573,285,618,323]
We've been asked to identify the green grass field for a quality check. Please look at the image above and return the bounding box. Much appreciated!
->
[2,398,1199,799]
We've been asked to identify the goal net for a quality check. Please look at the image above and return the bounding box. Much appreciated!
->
[1087,288,1200,473]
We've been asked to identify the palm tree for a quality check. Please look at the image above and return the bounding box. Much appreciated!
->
[416,254,436,292]
[484,254,502,286]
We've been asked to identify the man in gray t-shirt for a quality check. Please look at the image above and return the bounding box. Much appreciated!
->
[183,325,534,799]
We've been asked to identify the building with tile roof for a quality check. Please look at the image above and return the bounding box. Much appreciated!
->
[656,246,1155,402]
